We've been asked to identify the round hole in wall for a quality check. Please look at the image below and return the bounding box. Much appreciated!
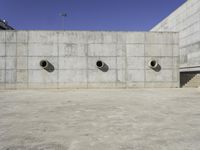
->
[40,60,48,68]
[96,60,103,68]
[150,60,157,67]
[148,60,158,69]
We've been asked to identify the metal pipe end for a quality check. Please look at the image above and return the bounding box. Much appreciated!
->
[40,60,49,69]
[96,60,105,69]
[148,60,158,69]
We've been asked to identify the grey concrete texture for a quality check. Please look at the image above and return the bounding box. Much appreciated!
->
[0,89,200,149]
[151,0,200,72]
[0,31,179,89]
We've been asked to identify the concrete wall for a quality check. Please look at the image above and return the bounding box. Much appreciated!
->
[0,31,179,89]
[151,0,200,72]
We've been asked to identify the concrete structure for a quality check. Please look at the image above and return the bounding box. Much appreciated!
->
[0,31,179,89]
[151,0,200,73]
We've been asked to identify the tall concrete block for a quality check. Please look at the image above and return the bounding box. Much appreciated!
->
[151,0,200,72]
[0,31,179,89]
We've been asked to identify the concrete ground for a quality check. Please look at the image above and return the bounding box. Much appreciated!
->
[0,89,200,150]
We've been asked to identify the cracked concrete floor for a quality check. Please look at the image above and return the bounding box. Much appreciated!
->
[0,89,200,150]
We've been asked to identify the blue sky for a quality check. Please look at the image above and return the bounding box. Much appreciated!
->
[0,0,186,31]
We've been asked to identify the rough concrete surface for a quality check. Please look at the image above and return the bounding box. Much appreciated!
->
[151,0,200,72]
[0,89,200,150]
[0,31,179,89]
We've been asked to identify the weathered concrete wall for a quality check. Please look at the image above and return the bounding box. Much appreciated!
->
[0,31,179,89]
[151,0,200,72]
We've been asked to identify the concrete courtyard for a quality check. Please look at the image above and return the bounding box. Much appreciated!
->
[0,89,200,150]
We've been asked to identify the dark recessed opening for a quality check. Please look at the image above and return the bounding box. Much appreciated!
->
[150,60,156,67]
[40,60,47,68]
[96,60,103,68]
[39,60,54,72]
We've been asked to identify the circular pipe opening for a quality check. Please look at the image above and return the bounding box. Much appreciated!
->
[149,60,158,69]
[96,60,104,68]
[151,61,156,67]
[40,60,48,68]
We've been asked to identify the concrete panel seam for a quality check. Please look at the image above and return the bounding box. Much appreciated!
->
[57,31,59,89]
